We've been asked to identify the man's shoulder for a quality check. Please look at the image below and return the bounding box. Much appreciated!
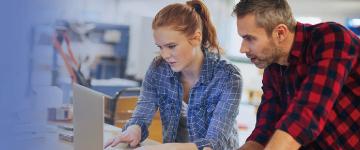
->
[307,22,349,36]
[312,22,344,28]
[305,22,359,55]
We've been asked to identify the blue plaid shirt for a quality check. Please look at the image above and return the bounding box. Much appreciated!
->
[124,50,242,150]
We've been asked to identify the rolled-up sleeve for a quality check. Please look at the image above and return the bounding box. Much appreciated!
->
[123,64,159,142]
[246,68,284,146]
[194,71,242,149]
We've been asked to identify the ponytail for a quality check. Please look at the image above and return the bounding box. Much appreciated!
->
[186,0,222,54]
[152,0,222,54]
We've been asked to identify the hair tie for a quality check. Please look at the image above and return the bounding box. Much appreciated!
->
[193,4,201,13]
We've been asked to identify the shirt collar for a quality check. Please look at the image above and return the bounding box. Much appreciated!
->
[288,22,308,65]
[198,50,217,85]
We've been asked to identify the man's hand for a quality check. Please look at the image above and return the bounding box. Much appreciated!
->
[264,130,300,150]
[104,125,142,148]
[238,141,264,150]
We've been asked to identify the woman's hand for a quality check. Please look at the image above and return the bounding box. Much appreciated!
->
[104,125,142,148]
[134,143,198,150]
[203,147,213,150]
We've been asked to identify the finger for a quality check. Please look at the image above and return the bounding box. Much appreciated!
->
[203,147,213,150]
[111,134,129,147]
[129,138,140,148]
[104,138,114,148]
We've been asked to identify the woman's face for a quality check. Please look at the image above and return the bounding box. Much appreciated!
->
[153,26,202,72]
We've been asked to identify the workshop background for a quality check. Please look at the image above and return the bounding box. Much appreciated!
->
[0,0,359,149]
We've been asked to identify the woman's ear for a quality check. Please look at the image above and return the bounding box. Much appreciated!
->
[189,30,202,47]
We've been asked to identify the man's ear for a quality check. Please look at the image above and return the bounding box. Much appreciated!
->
[189,30,202,46]
[272,24,288,43]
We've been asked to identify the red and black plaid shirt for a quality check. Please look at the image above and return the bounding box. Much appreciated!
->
[247,22,360,149]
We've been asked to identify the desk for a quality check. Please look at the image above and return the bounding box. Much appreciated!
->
[42,122,159,150]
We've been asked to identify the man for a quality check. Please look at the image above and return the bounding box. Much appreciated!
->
[233,0,360,149]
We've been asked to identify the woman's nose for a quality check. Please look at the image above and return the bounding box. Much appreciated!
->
[161,48,172,59]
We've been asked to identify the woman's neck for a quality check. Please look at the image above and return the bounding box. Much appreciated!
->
[181,49,204,84]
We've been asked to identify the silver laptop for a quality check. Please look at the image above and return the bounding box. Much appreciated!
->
[73,84,160,150]
[73,83,107,150]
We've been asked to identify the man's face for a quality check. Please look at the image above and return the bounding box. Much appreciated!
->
[236,14,282,69]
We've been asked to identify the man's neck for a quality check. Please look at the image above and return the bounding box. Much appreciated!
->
[278,31,295,66]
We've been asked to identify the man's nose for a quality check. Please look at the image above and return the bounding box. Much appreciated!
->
[240,41,249,54]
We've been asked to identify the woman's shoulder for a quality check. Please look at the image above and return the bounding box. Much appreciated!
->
[205,50,239,71]
[215,56,241,78]
[204,51,241,80]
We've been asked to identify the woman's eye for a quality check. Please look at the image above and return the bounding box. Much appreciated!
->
[168,45,176,49]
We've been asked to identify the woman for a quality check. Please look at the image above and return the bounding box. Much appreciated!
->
[106,0,242,149]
